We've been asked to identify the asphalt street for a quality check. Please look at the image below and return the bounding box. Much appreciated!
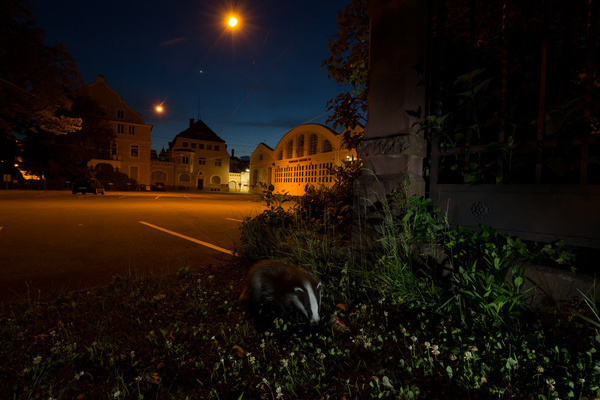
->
[0,190,265,304]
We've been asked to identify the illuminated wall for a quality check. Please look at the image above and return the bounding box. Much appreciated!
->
[249,124,360,196]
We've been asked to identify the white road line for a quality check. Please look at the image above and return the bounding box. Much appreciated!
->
[138,221,235,256]
[226,218,243,223]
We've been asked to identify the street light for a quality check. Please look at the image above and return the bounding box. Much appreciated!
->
[228,16,238,28]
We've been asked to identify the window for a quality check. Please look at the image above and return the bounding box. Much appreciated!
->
[191,143,197,149]
[286,140,293,159]
[207,145,212,150]
[322,140,332,153]
[98,105,107,116]
[210,175,221,185]
[198,144,204,149]
[215,159,222,167]
[180,156,189,164]
[152,171,167,181]
[179,174,191,183]
[117,109,125,119]
[111,143,117,156]
[129,166,139,180]
[309,133,318,155]
[277,150,283,160]
[117,124,124,134]
[128,125,135,135]
[214,145,220,151]
[296,134,304,157]
[131,145,139,157]
[199,158,206,165]
[183,142,189,148]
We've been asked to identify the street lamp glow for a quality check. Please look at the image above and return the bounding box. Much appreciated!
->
[228,16,238,28]
[155,105,163,113]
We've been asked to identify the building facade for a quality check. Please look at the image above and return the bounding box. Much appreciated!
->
[84,75,153,187]
[249,124,360,196]
[151,118,231,191]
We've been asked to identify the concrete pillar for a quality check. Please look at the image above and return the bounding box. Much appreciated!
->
[357,0,428,201]
[354,0,429,239]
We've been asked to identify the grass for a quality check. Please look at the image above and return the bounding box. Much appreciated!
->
[2,258,599,399]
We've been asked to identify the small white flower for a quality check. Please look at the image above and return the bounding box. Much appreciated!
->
[281,358,289,368]
[74,371,84,380]
[33,356,42,365]
[276,386,284,399]
[424,341,431,349]
[464,351,473,360]
[410,336,417,343]
[113,391,121,398]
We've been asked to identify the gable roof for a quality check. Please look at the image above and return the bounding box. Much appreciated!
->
[171,118,225,146]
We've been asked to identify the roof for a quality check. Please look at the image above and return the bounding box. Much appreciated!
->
[171,118,225,146]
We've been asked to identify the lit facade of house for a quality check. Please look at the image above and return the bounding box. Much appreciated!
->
[84,75,152,187]
[249,124,360,196]
[151,118,230,191]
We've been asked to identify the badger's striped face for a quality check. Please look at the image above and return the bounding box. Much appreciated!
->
[292,280,322,325]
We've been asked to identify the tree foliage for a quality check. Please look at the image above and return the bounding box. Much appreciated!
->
[322,0,369,144]
[0,0,116,181]
[0,0,83,138]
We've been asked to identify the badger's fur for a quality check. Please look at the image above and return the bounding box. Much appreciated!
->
[239,259,322,325]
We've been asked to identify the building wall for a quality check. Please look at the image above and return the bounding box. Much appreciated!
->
[249,124,360,196]
[169,137,231,191]
[85,75,153,187]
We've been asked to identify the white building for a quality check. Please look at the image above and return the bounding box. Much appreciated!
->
[249,124,360,196]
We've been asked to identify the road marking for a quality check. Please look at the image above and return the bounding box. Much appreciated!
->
[138,221,235,256]
[226,218,243,223]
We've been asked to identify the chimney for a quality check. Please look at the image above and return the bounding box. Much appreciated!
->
[189,118,194,127]
[231,149,235,158]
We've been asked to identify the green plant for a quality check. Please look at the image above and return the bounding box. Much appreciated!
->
[451,252,531,331]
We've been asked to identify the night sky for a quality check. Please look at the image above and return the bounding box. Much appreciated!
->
[29,0,350,158]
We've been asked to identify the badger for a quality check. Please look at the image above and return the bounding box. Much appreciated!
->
[239,259,323,326]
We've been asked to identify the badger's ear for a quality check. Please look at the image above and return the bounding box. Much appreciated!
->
[294,287,305,294]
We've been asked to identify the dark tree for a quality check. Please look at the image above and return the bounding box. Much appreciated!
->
[0,0,83,177]
[322,0,369,148]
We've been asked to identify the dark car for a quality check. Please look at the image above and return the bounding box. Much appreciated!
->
[151,182,166,191]
[72,178,105,195]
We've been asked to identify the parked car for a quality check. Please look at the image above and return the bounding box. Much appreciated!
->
[151,182,166,191]
[72,178,105,195]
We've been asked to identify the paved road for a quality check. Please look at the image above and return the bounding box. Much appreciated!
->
[0,190,265,303]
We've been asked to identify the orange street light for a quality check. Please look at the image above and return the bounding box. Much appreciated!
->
[155,105,164,113]
[228,16,238,28]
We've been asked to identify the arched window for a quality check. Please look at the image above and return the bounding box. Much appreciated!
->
[286,140,293,159]
[277,150,283,160]
[179,174,191,183]
[308,133,318,155]
[210,175,221,185]
[322,140,333,153]
[296,134,304,157]
[152,171,167,181]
